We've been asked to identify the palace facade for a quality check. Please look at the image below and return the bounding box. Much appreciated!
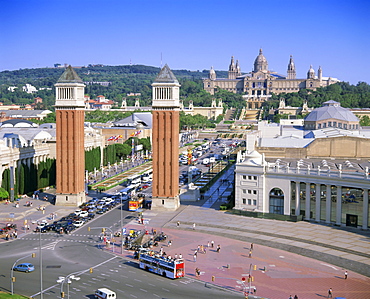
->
[203,49,339,109]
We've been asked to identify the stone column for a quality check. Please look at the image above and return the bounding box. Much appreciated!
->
[295,181,300,216]
[305,183,311,220]
[336,185,342,226]
[363,189,369,230]
[315,184,321,221]
[326,184,331,224]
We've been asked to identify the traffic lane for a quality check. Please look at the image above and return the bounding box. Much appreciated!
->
[33,257,243,299]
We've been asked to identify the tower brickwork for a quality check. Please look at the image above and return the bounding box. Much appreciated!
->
[54,66,86,206]
[151,64,180,210]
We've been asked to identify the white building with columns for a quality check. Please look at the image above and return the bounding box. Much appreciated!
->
[234,150,370,230]
[0,119,104,190]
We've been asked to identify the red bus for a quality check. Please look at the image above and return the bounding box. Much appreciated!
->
[128,197,144,211]
[139,252,185,279]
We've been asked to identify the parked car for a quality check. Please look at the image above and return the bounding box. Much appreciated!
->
[73,220,84,227]
[13,263,35,273]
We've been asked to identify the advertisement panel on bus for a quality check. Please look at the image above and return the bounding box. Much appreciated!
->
[129,197,144,211]
[139,252,185,279]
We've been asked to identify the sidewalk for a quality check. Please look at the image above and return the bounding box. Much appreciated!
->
[115,210,370,299]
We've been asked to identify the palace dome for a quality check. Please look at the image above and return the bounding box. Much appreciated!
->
[254,48,268,72]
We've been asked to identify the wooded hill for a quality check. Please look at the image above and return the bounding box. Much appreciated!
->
[0,65,369,113]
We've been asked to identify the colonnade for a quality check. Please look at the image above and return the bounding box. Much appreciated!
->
[292,181,369,230]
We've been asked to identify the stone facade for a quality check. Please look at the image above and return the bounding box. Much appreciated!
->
[203,49,339,109]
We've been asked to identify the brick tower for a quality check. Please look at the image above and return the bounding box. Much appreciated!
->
[151,64,180,210]
[54,66,86,206]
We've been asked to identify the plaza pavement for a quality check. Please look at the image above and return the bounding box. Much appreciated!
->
[1,173,370,298]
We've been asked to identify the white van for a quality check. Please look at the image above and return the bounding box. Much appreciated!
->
[95,288,116,299]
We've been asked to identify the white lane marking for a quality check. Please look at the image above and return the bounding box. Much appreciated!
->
[126,284,134,288]
[320,263,338,270]
[140,288,148,292]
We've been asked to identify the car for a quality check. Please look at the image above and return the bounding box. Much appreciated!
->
[79,211,89,217]
[73,220,84,227]
[13,263,35,273]
[88,207,97,213]
[142,184,150,189]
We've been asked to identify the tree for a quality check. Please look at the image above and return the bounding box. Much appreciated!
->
[0,187,9,200]
[359,115,370,126]
[115,143,132,159]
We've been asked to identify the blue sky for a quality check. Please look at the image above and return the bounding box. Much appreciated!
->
[1,0,369,84]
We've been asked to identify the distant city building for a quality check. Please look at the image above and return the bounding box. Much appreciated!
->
[84,81,111,87]
[22,84,38,94]
[203,49,339,109]
[277,98,312,116]
[85,95,115,110]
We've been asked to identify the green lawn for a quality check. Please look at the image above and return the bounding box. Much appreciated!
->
[0,292,29,298]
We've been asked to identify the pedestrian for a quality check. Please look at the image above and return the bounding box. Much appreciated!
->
[195,267,200,277]
[250,243,254,250]
[328,288,333,298]
[192,223,196,230]
[294,295,298,299]
[204,247,207,254]
[253,286,257,294]
[168,240,172,247]
[174,254,178,260]
[193,254,197,262]
[289,296,293,299]
[179,253,182,259]
[211,240,214,248]
[207,241,210,248]
[344,270,348,279]
[176,221,180,227]
[5,233,9,241]
[14,231,17,239]
[216,245,221,253]
[249,250,252,258]
[197,245,200,252]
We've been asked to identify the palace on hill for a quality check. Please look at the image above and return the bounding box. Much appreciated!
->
[203,49,339,109]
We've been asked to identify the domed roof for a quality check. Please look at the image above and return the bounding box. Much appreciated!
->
[304,101,359,122]
[254,48,268,72]
[0,119,38,128]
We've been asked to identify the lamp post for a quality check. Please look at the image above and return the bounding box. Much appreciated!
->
[120,193,124,254]
[11,253,36,295]
[39,228,43,299]
[59,273,81,299]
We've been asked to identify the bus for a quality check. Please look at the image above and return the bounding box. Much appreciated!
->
[128,196,144,211]
[139,251,185,279]
[141,169,153,182]
[127,174,141,186]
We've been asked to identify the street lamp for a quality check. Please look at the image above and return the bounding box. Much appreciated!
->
[89,227,114,253]
[58,273,81,299]
[11,253,36,295]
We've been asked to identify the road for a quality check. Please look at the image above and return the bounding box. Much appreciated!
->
[0,202,243,298]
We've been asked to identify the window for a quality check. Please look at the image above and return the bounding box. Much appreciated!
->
[328,121,332,127]
[248,190,252,194]
[242,175,247,180]
[333,121,337,127]
[242,198,246,204]
[248,176,252,180]
[253,190,257,195]
[253,199,257,205]
[248,199,252,205]
[253,176,257,180]
[242,189,246,194]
